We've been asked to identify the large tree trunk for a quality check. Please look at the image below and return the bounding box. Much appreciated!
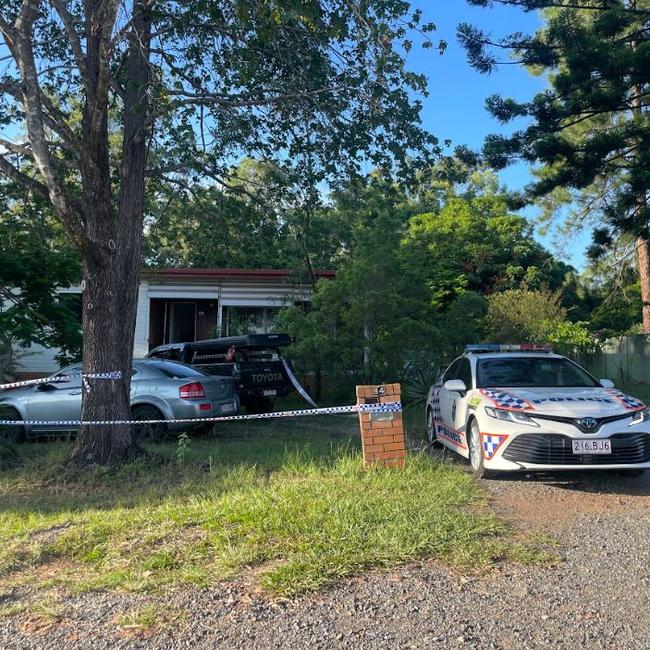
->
[630,1,650,333]
[636,236,650,334]
[70,0,151,465]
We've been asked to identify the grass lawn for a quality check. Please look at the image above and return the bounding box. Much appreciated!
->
[620,382,650,404]
[0,409,549,608]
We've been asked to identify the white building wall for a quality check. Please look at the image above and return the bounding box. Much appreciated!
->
[14,343,61,376]
[133,281,151,358]
[12,276,315,376]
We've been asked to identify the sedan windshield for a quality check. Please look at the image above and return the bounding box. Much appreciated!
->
[476,357,600,388]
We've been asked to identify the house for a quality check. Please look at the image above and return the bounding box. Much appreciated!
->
[14,268,334,378]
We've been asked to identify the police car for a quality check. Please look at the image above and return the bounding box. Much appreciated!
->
[426,344,650,478]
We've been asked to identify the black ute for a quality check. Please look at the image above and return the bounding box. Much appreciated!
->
[147,334,295,413]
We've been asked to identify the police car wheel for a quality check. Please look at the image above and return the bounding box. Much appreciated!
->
[468,418,497,479]
[425,408,442,447]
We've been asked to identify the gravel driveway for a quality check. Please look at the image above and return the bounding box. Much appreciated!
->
[2,468,650,649]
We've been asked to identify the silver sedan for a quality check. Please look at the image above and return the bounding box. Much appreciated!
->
[0,359,240,442]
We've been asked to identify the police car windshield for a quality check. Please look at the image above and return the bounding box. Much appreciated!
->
[476,357,600,388]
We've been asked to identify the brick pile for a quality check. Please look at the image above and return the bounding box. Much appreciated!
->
[356,383,405,468]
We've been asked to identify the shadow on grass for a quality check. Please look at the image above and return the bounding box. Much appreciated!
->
[0,414,361,516]
[0,399,428,517]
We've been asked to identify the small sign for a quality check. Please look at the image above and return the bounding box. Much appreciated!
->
[371,411,394,422]
[372,386,386,396]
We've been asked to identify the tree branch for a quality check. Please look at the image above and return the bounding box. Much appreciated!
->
[480,0,650,15]
[10,4,83,241]
[51,0,92,98]
[0,150,50,199]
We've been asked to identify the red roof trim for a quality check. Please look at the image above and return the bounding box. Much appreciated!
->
[143,268,336,280]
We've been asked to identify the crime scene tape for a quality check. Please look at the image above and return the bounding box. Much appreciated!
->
[0,371,122,392]
[0,401,402,427]
[281,357,318,408]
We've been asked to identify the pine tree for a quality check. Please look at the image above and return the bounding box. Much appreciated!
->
[458,0,650,329]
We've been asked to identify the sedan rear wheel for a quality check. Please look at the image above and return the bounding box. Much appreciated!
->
[467,418,497,479]
[0,407,25,444]
[131,405,167,443]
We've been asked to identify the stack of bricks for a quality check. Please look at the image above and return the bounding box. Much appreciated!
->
[356,383,406,468]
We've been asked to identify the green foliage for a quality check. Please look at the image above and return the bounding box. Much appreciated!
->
[484,288,566,344]
[279,176,439,386]
[547,321,600,356]
[459,0,650,304]
[401,363,442,407]
[404,193,571,309]
[442,291,488,350]
[175,432,191,466]
[0,186,81,371]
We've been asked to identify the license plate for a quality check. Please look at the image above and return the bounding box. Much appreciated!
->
[572,439,611,455]
[221,402,236,413]
[263,389,277,397]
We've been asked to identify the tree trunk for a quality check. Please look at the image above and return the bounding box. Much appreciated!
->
[70,0,151,466]
[630,1,650,333]
[636,237,650,334]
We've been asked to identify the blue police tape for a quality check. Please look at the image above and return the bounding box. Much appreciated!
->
[0,401,402,427]
[0,371,123,392]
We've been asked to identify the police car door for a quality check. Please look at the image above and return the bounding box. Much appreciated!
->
[439,357,472,431]
[438,358,462,428]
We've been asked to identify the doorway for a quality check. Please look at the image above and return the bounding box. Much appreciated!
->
[169,302,196,343]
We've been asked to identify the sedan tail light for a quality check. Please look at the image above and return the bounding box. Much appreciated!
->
[179,382,206,399]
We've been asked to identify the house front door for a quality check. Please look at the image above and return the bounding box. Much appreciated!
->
[169,302,196,343]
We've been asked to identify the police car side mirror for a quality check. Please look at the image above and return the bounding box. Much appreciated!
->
[600,378,615,389]
[443,379,467,394]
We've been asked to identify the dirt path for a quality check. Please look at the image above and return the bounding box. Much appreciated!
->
[2,469,650,649]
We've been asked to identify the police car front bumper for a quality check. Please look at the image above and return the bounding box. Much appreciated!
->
[480,417,650,472]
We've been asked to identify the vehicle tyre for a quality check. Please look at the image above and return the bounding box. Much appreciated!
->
[0,407,25,444]
[425,407,442,447]
[467,417,497,479]
[131,404,167,443]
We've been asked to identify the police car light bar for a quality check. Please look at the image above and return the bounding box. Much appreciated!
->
[464,343,553,353]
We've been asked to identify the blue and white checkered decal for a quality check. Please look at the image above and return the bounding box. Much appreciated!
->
[431,380,443,419]
[606,389,646,411]
[482,434,508,460]
[479,389,534,412]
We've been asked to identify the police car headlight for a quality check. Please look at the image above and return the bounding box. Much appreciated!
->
[629,408,650,426]
[484,406,539,427]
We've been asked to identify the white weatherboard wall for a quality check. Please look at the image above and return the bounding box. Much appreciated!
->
[13,276,313,376]
[139,278,311,351]
[9,286,82,377]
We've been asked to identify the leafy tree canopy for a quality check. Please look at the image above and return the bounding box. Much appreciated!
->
[0,183,81,374]
[279,175,439,387]
[403,192,572,309]
[458,0,650,328]
[0,0,444,464]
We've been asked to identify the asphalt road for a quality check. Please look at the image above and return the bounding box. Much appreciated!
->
[2,467,650,649]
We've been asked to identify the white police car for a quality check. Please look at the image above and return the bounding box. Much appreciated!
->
[426,345,650,478]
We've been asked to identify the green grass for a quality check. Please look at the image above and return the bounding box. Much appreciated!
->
[0,414,549,603]
[620,382,650,404]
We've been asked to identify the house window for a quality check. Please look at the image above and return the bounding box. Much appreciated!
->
[225,306,281,336]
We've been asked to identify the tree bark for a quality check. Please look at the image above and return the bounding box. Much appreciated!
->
[630,0,650,333]
[70,0,152,465]
[636,237,650,334]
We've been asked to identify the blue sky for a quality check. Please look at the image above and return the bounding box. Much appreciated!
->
[404,0,589,270]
